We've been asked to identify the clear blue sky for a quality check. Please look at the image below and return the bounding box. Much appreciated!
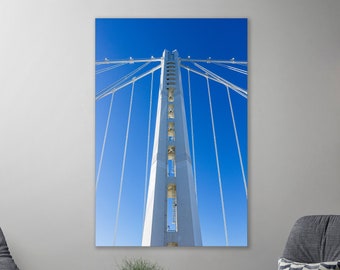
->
[95,18,248,246]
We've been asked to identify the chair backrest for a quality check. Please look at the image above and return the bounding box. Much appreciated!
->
[283,215,340,263]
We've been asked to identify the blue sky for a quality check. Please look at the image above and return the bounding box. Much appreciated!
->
[95,18,248,246]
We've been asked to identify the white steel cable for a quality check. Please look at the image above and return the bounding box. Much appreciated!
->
[226,86,248,198]
[193,62,247,97]
[96,92,115,190]
[187,69,198,200]
[180,64,247,99]
[206,77,229,246]
[143,72,154,222]
[214,62,248,75]
[96,63,126,75]
[96,58,161,65]
[96,65,161,101]
[181,58,247,65]
[113,81,135,245]
[96,62,151,99]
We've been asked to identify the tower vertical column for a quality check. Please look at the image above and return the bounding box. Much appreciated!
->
[142,50,202,246]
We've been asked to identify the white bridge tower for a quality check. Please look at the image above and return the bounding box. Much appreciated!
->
[142,50,202,246]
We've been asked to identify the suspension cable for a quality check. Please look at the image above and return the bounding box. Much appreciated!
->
[213,62,248,75]
[96,62,151,99]
[113,81,135,245]
[180,63,247,99]
[96,63,126,75]
[96,92,115,190]
[226,86,248,198]
[143,72,154,221]
[206,77,229,246]
[193,62,247,97]
[96,64,161,101]
[187,69,198,200]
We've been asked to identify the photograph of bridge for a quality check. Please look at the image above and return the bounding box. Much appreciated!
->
[95,18,248,246]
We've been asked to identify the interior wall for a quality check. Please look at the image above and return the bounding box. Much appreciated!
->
[0,1,339,270]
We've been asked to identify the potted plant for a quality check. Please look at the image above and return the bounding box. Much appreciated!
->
[117,258,164,270]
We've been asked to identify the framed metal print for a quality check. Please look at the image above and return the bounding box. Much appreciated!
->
[95,18,248,247]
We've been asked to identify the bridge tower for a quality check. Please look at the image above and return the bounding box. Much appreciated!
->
[142,50,202,246]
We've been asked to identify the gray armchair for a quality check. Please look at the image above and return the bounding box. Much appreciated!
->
[0,227,19,270]
[279,215,340,269]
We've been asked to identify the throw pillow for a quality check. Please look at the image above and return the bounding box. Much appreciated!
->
[0,227,19,270]
[278,258,340,270]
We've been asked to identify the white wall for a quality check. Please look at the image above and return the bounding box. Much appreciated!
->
[0,1,339,270]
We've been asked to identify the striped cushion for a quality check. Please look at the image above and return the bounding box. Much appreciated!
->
[278,258,340,270]
[0,227,19,270]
